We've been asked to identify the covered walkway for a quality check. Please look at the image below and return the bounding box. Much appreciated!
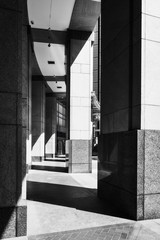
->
[27,159,132,236]
[6,160,160,239]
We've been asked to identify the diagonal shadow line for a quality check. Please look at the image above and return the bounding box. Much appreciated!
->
[27,181,129,219]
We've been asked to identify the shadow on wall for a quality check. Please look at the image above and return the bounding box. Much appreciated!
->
[32,80,45,161]
[45,97,53,145]
[45,96,57,157]
[27,180,129,219]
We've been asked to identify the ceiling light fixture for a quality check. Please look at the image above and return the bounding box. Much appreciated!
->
[48,61,55,64]
[48,29,51,47]
[48,0,53,47]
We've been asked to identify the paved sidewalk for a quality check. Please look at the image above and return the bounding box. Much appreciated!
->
[28,222,160,240]
[6,159,160,240]
[27,160,134,236]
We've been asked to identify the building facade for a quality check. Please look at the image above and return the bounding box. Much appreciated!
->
[0,0,160,238]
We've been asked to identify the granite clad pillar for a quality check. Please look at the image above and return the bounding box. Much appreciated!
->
[22,2,32,172]
[140,0,160,219]
[67,39,92,173]
[0,0,27,238]
[32,79,45,162]
[45,95,57,158]
[99,0,160,220]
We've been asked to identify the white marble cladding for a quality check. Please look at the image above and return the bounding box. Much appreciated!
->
[141,0,160,130]
[70,40,91,140]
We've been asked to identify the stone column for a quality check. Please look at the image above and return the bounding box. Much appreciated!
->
[99,0,160,220]
[22,2,32,172]
[93,18,101,102]
[45,95,57,158]
[32,79,46,162]
[67,39,92,173]
[0,0,27,238]
[140,0,160,219]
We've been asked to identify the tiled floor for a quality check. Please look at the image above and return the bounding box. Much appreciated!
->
[27,222,160,240]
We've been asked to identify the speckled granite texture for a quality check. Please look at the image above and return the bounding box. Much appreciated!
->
[68,140,92,173]
[0,1,27,238]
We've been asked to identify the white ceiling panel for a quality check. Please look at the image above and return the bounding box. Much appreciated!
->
[34,42,66,76]
[47,81,66,92]
[50,0,76,30]
[27,0,76,30]
[28,0,50,29]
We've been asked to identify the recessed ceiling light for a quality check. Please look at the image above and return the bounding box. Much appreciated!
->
[48,61,55,64]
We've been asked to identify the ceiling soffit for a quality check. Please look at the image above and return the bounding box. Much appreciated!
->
[27,0,101,93]
[27,0,76,30]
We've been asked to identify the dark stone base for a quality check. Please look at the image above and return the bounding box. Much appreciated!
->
[68,163,91,173]
[98,180,140,220]
[98,130,160,220]
[32,156,44,162]
[0,205,27,239]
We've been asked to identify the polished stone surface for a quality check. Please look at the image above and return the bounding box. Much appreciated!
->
[98,131,137,194]
[101,0,141,134]
[99,130,160,220]
[98,180,137,220]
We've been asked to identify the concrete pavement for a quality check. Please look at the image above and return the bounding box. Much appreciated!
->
[4,159,160,240]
